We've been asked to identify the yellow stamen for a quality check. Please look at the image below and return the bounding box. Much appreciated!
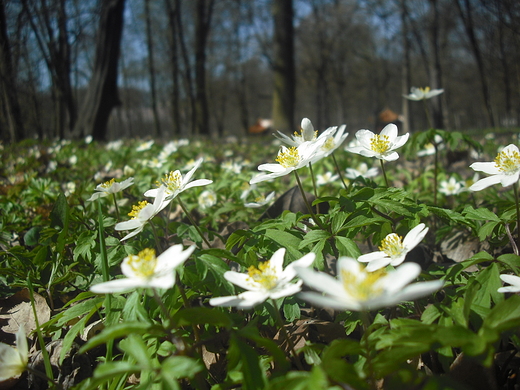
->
[370,134,390,154]
[101,178,116,188]
[420,87,431,93]
[127,248,157,278]
[322,136,335,151]
[128,200,149,218]
[247,261,278,290]
[379,233,404,258]
[254,195,265,203]
[160,171,182,193]
[275,147,301,168]
[341,267,386,300]
[494,149,520,174]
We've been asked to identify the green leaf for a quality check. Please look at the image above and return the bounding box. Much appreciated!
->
[497,253,520,273]
[264,229,303,259]
[463,206,501,222]
[161,356,202,379]
[298,229,330,249]
[172,307,232,328]
[50,192,69,229]
[118,334,154,369]
[482,294,520,332]
[24,226,42,246]
[228,334,267,390]
[334,236,361,258]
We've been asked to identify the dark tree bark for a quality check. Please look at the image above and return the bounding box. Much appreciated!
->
[0,0,24,142]
[399,0,412,134]
[21,0,76,139]
[427,0,445,129]
[271,0,295,133]
[455,0,496,127]
[145,0,161,137]
[164,0,181,136]
[194,0,214,136]
[72,0,125,141]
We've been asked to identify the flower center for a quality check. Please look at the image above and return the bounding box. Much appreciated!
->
[419,87,430,94]
[128,200,149,219]
[101,178,115,188]
[293,129,317,142]
[275,147,301,168]
[370,134,390,154]
[341,267,386,300]
[247,261,278,290]
[494,149,520,175]
[379,233,405,258]
[254,195,265,203]
[322,136,335,151]
[160,171,182,193]
[127,248,157,278]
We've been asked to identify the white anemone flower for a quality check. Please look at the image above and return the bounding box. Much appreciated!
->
[87,177,134,201]
[115,186,169,241]
[439,177,465,196]
[316,172,340,186]
[145,158,213,201]
[311,124,348,162]
[345,162,379,180]
[90,244,195,293]
[136,140,154,151]
[244,191,275,208]
[469,144,520,191]
[209,248,315,309]
[295,257,443,311]
[345,124,409,162]
[498,274,520,293]
[198,189,217,210]
[274,118,317,146]
[250,141,324,184]
[403,86,444,101]
[357,224,429,271]
[0,325,28,381]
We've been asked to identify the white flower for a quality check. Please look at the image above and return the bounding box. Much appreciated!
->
[90,245,195,293]
[115,186,169,241]
[295,257,443,311]
[221,160,243,174]
[316,172,339,186]
[357,224,429,271]
[136,140,154,151]
[274,118,317,146]
[106,140,123,151]
[198,190,217,210]
[145,158,213,202]
[345,124,409,162]
[345,162,379,180]
[439,177,465,196]
[87,177,134,201]
[469,144,520,191]
[498,274,520,293]
[209,248,315,309]
[244,191,275,208]
[250,141,325,184]
[403,86,444,101]
[0,325,28,381]
[417,135,444,157]
[311,124,349,162]
[85,135,93,144]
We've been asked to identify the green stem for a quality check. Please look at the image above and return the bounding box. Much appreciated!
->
[112,193,120,221]
[514,183,520,253]
[308,162,319,199]
[177,196,212,248]
[272,299,304,370]
[422,99,433,130]
[332,153,349,191]
[293,170,327,231]
[379,159,389,187]
[27,278,55,388]
[97,202,113,364]
[361,311,377,390]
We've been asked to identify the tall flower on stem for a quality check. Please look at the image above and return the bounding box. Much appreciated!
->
[295,257,443,311]
[0,326,28,381]
[357,224,429,271]
[88,177,134,220]
[345,124,409,186]
[90,244,195,293]
[470,144,520,254]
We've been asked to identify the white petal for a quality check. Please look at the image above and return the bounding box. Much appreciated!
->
[393,280,444,302]
[257,163,287,173]
[298,292,360,311]
[147,273,176,290]
[392,133,409,149]
[500,172,520,187]
[470,162,500,175]
[284,252,316,281]
[115,219,143,231]
[365,257,392,271]
[296,266,347,299]
[224,271,256,291]
[402,224,428,250]
[380,124,398,141]
[182,179,213,191]
[90,278,144,293]
[144,188,159,198]
[357,251,387,263]
[382,262,421,294]
[269,248,286,274]
[270,282,302,299]
[500,274,520,287]
[381,151,399,161]
[498,286,520,293]
[469,175,503,191]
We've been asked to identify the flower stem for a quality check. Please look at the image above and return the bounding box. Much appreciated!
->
[379,159,389,187]
[271,299,304,370]
[514,182,520,253]
[112,193,120,221]
[332,153,349,191]
[308,162,319,199]
[361,311,377,390]
[293,170,327,231]
[177,196,212,248]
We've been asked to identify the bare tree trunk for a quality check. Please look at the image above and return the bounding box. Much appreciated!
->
[455,0,495,127]
[0,0,24,142]
[72,0,125,141]
[271,0,295,133]
[164,0,181,136]
[399,0,411,134]
[427,0,445,129]
[145,0,161,138]
[194,0,214,136]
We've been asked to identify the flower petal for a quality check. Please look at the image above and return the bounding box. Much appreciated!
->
[469,175,503,191]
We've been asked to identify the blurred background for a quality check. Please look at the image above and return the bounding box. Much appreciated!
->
[0,0,519,142]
